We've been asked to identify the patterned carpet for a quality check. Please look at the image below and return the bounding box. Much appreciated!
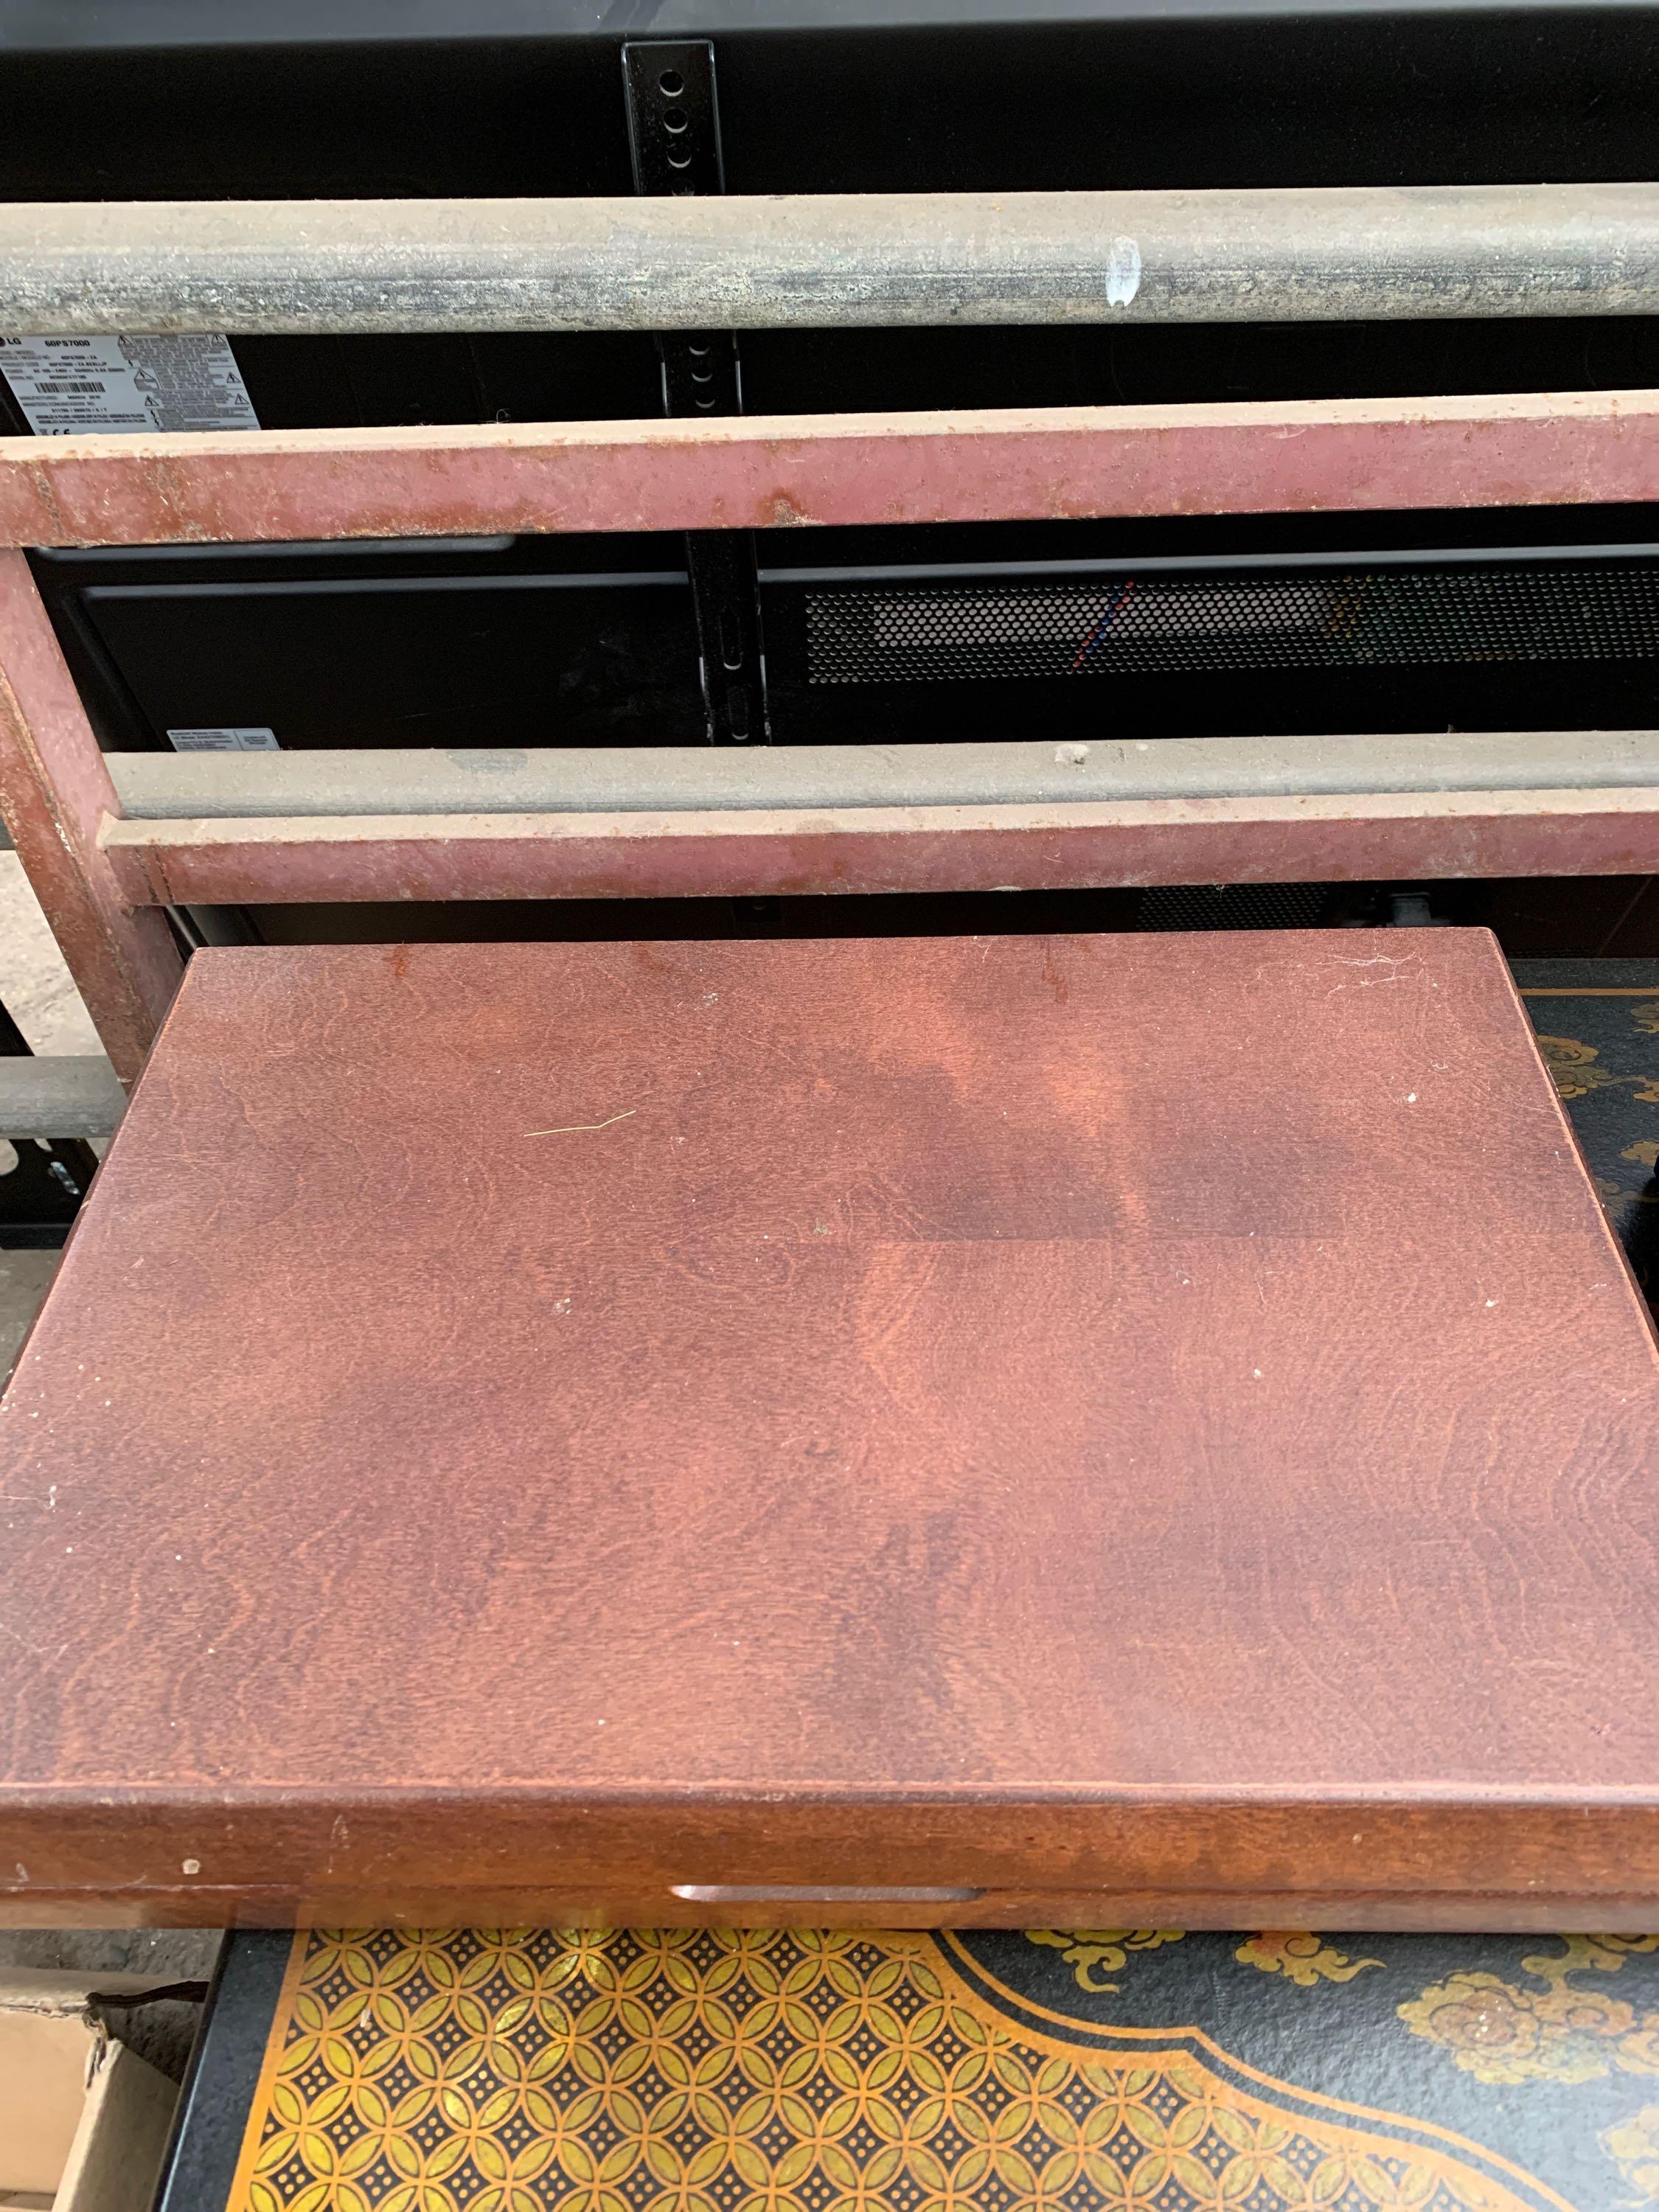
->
[229,1926,1659,2212]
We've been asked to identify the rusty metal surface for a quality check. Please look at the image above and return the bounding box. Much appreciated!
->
[5,186,1659,334]
[0,554,181,1079]
[97,787,1659,905]
[6,391,1659,548]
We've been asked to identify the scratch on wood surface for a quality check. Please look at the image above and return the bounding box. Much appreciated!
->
[524,1107,637,1136]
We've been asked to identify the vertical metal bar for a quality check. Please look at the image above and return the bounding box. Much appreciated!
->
[0,550,184,1080]
[624,38,771,745]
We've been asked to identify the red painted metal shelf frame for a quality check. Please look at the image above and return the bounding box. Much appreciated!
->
[1,389,1658,1079]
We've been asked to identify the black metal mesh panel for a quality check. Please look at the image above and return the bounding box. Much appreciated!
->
[804,565,1659,685]
[1139,885,1330,931]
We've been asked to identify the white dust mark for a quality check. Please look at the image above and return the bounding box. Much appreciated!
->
[1106,237,1141,308]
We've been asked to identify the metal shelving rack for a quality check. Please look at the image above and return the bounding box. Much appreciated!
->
[0,181,1655,1082]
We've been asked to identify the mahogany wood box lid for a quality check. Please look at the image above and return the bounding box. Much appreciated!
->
[0,930,1655,1933]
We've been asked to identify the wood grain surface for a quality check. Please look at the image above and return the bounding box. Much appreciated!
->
[0,930,1655,1930]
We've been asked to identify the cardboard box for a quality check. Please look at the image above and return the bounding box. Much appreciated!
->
[0,1972,180,2211]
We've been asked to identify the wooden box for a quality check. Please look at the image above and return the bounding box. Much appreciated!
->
[0,930,1655,1929]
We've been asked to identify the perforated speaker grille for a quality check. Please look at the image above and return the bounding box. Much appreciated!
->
[803,565,1659,685]
[1139,885,1330,931]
